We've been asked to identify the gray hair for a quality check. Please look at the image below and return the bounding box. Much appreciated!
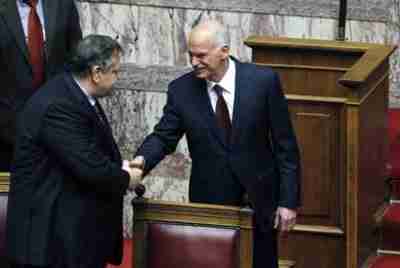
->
[192,20,229,48]
[208,21,229,48]
[69,34,123,78]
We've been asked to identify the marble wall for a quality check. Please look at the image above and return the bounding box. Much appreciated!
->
[75,0,400,237]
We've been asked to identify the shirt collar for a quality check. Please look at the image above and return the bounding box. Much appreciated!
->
[18,0,40,5]
[73,77,96,106]
[207,57,236,94]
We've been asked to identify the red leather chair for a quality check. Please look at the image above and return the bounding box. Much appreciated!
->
[378,109,400,253]
[377,109,400,253]
[363,255,400,268]
[0,173,10,267]
[132,197,254,268]
[386,109,400,200]
[366,109,400,268]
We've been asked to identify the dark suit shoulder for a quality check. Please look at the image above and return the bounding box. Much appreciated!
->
[51,0,79,12]
[239,60,276,77]
[239,61,280,90]
[25,74,71,109]
[15,75,75,143]
[21,74,84,133]
[168,70,198,89]
[167,70,206,98]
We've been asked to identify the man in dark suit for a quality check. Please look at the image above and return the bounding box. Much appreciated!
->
[6,35,143,268]
[134,20,301,268]
[0,0,82,171]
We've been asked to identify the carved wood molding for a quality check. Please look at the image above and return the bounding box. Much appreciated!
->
[0,172,9,192]
[133,198,254,228]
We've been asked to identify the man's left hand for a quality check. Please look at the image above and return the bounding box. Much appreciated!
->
[274,207,297,233]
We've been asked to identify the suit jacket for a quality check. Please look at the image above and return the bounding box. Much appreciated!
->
[6,73,130,267]
[0,0,82,170]
[136,58,301,229]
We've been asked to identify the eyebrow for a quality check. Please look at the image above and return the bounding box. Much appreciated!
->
[188,51,207,56]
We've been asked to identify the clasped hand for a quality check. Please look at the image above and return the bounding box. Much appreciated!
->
[122,156,145,189]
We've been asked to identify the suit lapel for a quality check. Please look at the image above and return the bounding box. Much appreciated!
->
[42,0,58,58]
[64,74,101,127]
[0,0,30,65]
[192,76,228,149]
[231,59,248,145]
[94,101,122,162]
[64,74,121,161]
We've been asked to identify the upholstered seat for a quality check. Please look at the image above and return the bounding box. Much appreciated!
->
[132,197,254,268]
[0,173,10,267]
[379,203,400,252]
[386,109,400,201]
[363,255,400,268]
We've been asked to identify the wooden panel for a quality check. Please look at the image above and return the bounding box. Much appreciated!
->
[274,68,348,97]
[253,47,361,69]
[357,78,388,263]
[279,232,345,268]
[346,106,360,268]
[245,36,379,52]
[289,101,343,228]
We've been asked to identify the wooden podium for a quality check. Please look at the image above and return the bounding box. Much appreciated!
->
[244,36,396,268]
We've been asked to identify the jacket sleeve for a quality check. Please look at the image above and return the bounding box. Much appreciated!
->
[66,0,83,54]
[267,71,301,209]
[40,101,130,196]
[0,98,15,145]
[135,86,185,175]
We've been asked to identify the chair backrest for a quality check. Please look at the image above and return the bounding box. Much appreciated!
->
[0,173,10,267]
[387,109,400,178]
[132,198,253,268]
[386,109,400,201]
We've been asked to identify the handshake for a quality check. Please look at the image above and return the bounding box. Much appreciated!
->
[122,155,145,190]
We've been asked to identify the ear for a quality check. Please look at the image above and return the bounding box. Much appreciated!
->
[220,45,230,59]
[91,66,101,83]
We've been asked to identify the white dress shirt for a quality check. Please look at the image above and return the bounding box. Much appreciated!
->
[207,57,236,121]
[16,0,47,42]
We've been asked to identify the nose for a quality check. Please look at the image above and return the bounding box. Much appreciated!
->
[191,55,199,67]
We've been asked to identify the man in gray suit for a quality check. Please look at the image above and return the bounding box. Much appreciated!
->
[0,0,82,171]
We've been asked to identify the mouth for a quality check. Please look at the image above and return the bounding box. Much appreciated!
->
[194,67,206,74]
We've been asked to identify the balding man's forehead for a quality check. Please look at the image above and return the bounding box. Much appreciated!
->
[189,30,217,48]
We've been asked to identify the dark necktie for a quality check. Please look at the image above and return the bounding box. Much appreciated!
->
[93,101,106,125]
[26,0,45,89]
[213,84,232,143]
